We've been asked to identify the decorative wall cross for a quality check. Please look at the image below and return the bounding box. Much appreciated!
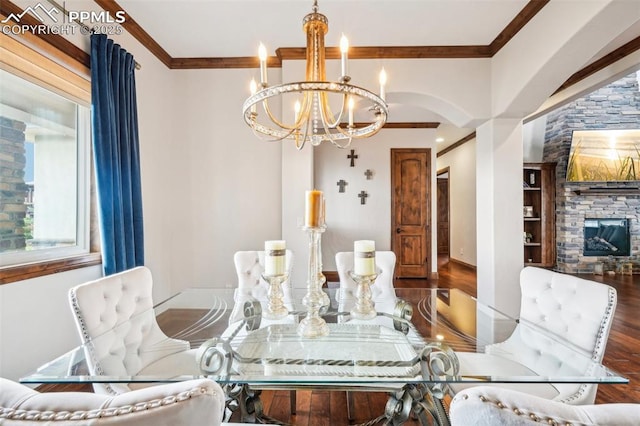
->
[336,179,348,193]
[347,149,358,167]
[364,169,373,180]
[358,190,368,205]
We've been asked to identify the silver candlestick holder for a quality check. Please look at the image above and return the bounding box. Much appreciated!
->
[261,273,289,320]
[298,225,330,338]
[348,271,378,320]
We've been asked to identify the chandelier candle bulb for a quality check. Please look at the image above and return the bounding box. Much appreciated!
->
[265,240,286,276]
[249,79,257,114]
[354,240,376,275]
[258,43,268,85]
[379,68,387,102]
[295,100,301,123]
[348,97,354,127]
[340,34,349,78]
[305,190,324,228]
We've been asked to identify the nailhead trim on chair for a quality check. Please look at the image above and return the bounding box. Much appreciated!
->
[559,286,616,405]
[0,386,215,421]
[69,288,118,396]
[460,392,581,426]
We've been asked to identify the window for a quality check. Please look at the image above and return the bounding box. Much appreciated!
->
[0,33,97,279]
[0,68,91,267]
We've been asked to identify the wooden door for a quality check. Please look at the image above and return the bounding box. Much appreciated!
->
[437,172,450,256]
[391,149,431,278]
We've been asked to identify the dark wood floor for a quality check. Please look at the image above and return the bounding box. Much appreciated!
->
[39,258,640,424]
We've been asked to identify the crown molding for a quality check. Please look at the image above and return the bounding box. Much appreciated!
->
[381,122,440,129]
[437,132,476,157]
[93,0,548,69]
[94,0,172,68]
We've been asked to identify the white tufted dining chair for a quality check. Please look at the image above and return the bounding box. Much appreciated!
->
[452,266,618,406]
[68,266,199,395]
[449,385,640,426]
[228,250,294,325]
[0,377,230,426]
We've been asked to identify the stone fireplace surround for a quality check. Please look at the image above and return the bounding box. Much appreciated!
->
[542,72,640,274]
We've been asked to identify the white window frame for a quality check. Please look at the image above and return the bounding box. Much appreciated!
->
[0,88,91,267]
[0,33,95,274]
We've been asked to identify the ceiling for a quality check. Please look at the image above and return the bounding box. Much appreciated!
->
[111,0,640,150]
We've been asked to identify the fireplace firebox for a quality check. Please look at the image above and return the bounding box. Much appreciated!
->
[583,218,630,256]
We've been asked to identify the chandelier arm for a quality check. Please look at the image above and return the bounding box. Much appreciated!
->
[329,131,353,149]
[317,91,346,129]
[331,125,355,148]
[261,98,298,131]
[333,120,385,140]
[251,123,297,142]
[295,108,313,150]
[298,90,314,129]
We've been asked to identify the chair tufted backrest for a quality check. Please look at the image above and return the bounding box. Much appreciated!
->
[486,266,617,404]
[0,377,227,426]
[449,385,640,426]
[228,250,294,324]
[68,266,189,395]
[335,251,397,315]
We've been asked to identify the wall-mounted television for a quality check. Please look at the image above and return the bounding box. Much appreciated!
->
[566,129,640,182]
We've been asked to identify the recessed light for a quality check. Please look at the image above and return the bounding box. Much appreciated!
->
[436,137,445,143]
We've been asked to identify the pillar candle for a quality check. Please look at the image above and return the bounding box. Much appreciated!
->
[265,240,286,276]
[305,190,323,228]
[354,240,376,275]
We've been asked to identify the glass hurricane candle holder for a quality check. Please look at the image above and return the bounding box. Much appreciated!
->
[348,270,378,320]
[261,273,289,320]
[298,225,330,338]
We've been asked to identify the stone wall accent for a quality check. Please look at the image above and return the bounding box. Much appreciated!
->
[543,72,640,273]
[0,116,27,252]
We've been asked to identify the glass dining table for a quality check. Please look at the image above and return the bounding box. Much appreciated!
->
[21,286,628,425]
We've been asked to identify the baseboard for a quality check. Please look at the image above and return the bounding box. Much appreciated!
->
[449,258,477,271]
[327,270,439,280]
[323,271,339,283]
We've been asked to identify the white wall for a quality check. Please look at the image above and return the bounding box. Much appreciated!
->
[523,117,546,163]
[314,129,438,276]
[0,266,102,382]
[436,139,477,267]
[168,67,282,291]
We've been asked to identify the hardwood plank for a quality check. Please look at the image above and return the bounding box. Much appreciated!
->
[309,391,331,426]
[291,390,312,426]
[329,390,349,426]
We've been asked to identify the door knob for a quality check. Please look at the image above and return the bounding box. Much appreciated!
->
[396,228,401,234]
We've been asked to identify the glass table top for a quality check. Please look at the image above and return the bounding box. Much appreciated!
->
[20,287,628,387]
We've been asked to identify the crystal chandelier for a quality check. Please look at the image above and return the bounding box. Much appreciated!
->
[242,0,388,150]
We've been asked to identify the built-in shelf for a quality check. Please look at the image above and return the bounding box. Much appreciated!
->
[573,187,640,195]
[523,163,556,267]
